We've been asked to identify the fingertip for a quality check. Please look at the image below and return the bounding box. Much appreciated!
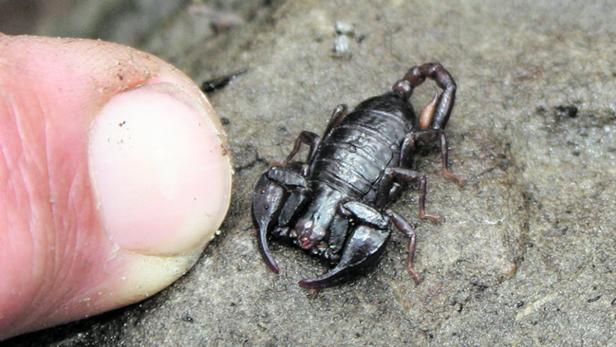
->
[0,35,236,339]
[89,82,232,256]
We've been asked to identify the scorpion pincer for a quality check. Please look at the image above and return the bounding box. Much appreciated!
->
[252,63,465,289]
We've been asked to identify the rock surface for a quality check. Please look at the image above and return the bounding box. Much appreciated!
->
[5,0,616,346]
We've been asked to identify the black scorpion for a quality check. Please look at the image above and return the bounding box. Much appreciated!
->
[252,63,465,289]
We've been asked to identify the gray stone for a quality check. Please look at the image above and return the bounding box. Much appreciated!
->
[6,0,616,346]
[334,21,354,36]
[332,34,352,59]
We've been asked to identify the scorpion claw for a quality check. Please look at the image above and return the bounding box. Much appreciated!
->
[257,225,280,274]
[253,165,309,274]
[298,224,390,289]
[298,267,345,289]
[252,173,285,274]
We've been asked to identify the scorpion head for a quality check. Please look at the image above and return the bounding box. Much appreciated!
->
[293,185,344,250]
[294,218,326,249]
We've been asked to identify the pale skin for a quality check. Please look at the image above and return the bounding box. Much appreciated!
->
[0,34,232,340]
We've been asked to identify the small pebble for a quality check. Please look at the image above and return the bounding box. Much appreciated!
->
[335,21,355,36]
[332,35,351,58]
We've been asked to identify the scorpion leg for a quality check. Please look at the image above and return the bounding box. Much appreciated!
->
[285,131,320,165]
[385,210,421,284]
[438,132,466,186]
[322,213,349,264]
[252,166,308,273]
[299,201,390,289]
[323,104,349,138]
[401,130,465,186]
[283,104,347,174]
[285,104,348,167]
[377,167,441,224]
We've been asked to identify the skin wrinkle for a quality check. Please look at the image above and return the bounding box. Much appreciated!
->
[45,113,73,313]
[21,95,56,316]
[55,170,93,313]
[0,89,40,332]
[36,111,100,328]
[0,92,37,333]
[34,95,79,327]
[9,89,55,333]
[0,57,101,334]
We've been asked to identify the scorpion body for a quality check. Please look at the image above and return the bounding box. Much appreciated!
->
[314,94,412,200]
[252,63,464,289]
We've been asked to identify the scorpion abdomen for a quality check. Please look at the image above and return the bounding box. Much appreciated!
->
[310,93,415,200]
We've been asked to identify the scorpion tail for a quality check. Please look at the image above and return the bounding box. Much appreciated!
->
[252,173,283,274]
[298,225,390,289]
[392,63,456,130]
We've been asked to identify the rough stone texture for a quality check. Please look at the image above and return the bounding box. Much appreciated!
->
[4,0,616,346]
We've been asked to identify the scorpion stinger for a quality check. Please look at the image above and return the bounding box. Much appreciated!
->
[393,63,457,130]
[418,92,439,130]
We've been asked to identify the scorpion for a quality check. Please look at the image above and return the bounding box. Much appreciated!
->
[252,63,464,289]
